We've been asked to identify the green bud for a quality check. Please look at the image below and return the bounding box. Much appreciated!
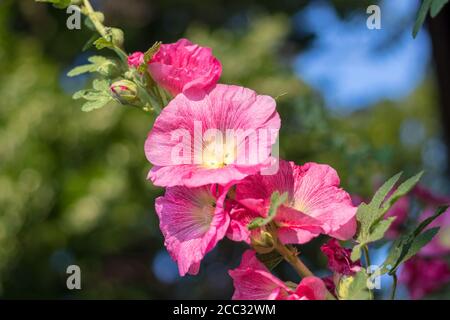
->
[110,28,124,47]
[110,80,138,105]
[94,11,105,23]
[251,231,275,254]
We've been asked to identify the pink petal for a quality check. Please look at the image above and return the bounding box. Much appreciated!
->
[229,250,292,300]
[145,84,280,187]
[148,38,222,95]
[155,184,230,276]
[294,277,328,300]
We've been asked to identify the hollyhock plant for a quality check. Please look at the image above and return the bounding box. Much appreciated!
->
[155,184,230,276]
[39,0,450,301]
[148,38,222,95]
[320,239,361,276]
[399,256,450,299]
[145,84,280,188]
[234,160,357,245]
[127,51,144,68]
[229,250,327,300]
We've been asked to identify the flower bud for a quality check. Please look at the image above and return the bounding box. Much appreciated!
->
[111,28,124,47]
[251,231,275,254]
[110,80,138,105]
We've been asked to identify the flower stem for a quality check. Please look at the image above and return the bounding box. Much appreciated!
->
[274,241,314,277]
[81,0,128,62]
[390,273,398,300]
[82,0,107,37]
[363,245,371,267]
[267,223,335,299]
[363,245,374,300]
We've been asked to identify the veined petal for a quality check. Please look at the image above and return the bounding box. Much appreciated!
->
[155,184,229,276]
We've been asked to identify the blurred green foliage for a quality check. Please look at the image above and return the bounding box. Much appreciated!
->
[0,0,446,299]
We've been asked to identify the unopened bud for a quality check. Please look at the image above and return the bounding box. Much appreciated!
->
[111,28,124,47]
[110,80,138,105]
[251,231,275,254]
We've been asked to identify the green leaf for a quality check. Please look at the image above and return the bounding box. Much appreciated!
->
[350,244,362,262]
[81,97,111,112]
[369,172,402,211]
[355,172,402,241]
[414,205,448,236]
[248,191,288,230]
[352,172,423,261]
[431,0,449,17]
[92,79,109,91]
[256,251,283,270]
[367,216,396,243]
[67,56,118,77]
[138,42,162,73]
[36,0,71,9]
[413,0,433,38]
[337,271,371,300]
[93,38,114,50]
[382,171,423,211]
[382,206,447,274]
[82,34,98,52]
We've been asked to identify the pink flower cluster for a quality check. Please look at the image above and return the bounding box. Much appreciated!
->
[136,39,358,299]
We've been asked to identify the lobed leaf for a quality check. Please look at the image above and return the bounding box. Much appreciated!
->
[382,206,447,274]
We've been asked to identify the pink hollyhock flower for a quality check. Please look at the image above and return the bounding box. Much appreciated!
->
[234,160,357,244]
[145,84,280,188]
[399,256,450,299]
[127,51,144,68]
[229,250,327,300]
[417,207,450,257]
[148,38,222,95]
[320,239,361,276]
[155,184,230,276]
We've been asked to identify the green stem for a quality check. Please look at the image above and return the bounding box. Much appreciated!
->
[363,245,371,267]
[82,0,107,37]
[267,223,336,300]
[363,245,374,300]
[81,0,128,63]
[274,241,314,277]
[390,273,398,300]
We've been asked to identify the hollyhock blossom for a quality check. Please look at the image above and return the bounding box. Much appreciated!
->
[148,38,222,95]
[399,256,450,299]
[127,51,144,68]
[235,160,357,244]
[229,250,327,300]
[145,84,280,188]
[155,184,230,276]
[320,239,361,276]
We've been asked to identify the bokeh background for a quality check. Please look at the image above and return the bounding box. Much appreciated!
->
[0,0,449,299]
